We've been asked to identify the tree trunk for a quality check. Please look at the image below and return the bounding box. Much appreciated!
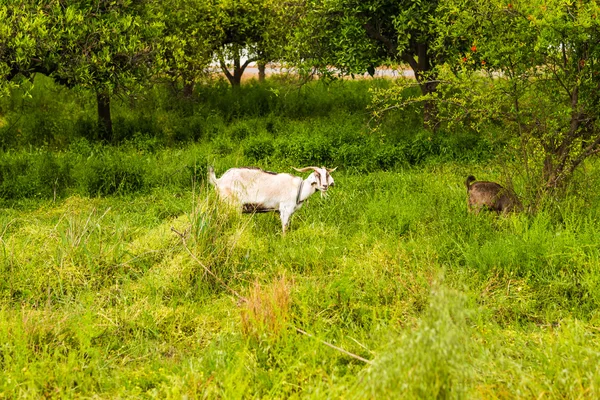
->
[540,87,591,191]
[231,63,243,88]
[96,91,113,142]
[420,81,439,130]
[361,22,439,130]
[220,55,251,89]
[542,154,557,189]
[416,43,438,130]
[258,61,266,82]
[183,81,195,98]
[401,43,439,130]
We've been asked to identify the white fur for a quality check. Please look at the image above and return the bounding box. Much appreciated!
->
[208,166,335,234]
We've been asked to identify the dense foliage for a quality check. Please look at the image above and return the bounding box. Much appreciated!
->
[288,0,443,125]
[0,76,491,201]
[369,0,600,195]
[3,0,599,191]
[435,0,600,193]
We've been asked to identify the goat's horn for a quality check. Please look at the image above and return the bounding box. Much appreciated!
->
[326,167,337,173]
[292,166,320,173]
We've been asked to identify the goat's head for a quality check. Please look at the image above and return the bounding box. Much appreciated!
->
[293,166,336,196]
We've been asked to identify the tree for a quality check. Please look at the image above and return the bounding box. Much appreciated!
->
[288,0,442,127]
[53,0,164,141]
[430,0,600,195]
[0,2,59,94]
[1,0,164,141]
[215,0,286,88]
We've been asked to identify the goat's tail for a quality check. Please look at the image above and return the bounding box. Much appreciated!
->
[208,166,218,186]
[465,175,476,191]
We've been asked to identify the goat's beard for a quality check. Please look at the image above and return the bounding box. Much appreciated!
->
[320,190,328,198]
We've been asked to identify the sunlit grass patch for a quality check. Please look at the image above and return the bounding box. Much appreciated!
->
[472,318,600,398]
[4,76,600,397]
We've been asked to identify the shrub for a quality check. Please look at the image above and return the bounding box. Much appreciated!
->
[300,136,335,165]
[245,138,275,161]
[112,114,161,143]
[0,151,71,200]
[334,143,371,171]
[230,121,252,140]
[74,117,97,142]
[0,155,30,199]
[73,150,146,196]
[374,145,406,170]
[273,135,335,166]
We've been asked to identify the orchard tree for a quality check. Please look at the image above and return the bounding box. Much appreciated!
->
[289,0,442,127]
[215,0,286,88]
[50,0,164,141]
[428,0,600,196]
[253,0,306,82]
[1,0,163,141]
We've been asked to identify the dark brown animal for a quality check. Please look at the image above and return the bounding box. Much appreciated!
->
[465,175,522,214]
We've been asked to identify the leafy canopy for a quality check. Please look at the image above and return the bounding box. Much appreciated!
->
[433,0,600,192]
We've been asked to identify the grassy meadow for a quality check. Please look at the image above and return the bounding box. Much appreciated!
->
[1,76,600,398]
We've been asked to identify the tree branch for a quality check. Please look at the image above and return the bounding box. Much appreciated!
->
[362,21,397,57]
[219,58,234,81]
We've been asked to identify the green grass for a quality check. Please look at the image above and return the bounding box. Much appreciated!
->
[2,161,600,398]
[1,76,600,398]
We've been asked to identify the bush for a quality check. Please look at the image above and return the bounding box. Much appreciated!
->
[230,121,252,141]
[334,143,371,171]
[245,137,275,161]
[73,150,146,196]
[0,151,71,199]
[112,114,161,143]
[374,145,406,170]
[74,117,97,142]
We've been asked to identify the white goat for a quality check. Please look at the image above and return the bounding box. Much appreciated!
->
[208,166,336,234]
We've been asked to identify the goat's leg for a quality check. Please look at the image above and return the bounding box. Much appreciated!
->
[279,206,294,235]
